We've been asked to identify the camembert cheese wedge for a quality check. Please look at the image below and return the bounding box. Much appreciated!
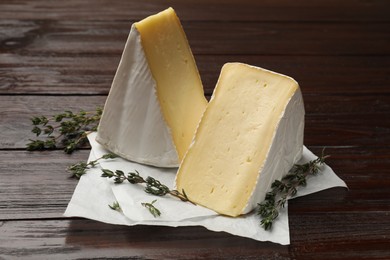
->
[96,8,207,167]
[175,63,305,217]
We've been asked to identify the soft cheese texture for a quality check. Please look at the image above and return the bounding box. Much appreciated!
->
[96,8,207,167]
[175,63,305,217]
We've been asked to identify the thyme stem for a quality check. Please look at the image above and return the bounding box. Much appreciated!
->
[101,169,194,204]
[109,201,122,212]
[27,107,102,153]
[68,153,118,179]
[141,200,161,218]
[258,150,329,230]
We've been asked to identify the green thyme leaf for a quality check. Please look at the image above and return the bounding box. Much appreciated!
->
[101,169,193,204]
[67,153,117,179]
[141,199,161,218]
[109,201,121,212]
[258,150,329,230]
[27,107,103,153]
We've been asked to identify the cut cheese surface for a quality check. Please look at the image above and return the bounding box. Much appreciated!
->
[135,8,207,160]
[96,8,207,167]
[175,63,305,217]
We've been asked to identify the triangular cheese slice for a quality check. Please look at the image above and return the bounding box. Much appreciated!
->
[97,8,207,167]
[175,63,305,217]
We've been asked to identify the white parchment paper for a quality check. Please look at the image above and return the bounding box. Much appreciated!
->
[64,132,347,245]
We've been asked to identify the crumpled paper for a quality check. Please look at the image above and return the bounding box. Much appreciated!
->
[64,132,347,245]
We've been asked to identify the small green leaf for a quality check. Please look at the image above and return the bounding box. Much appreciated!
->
[31,126,42,136]
[27,107,102,154]
[102,153,118,160]
[141,200,161,218]
[31,116,42,125]
[101,169,114,178]
[258,152,329,230]
[43,125,54,135]
[100,169,195,205]
[44,139,56,149]
[109,201,121,212]
[26,139,45,151]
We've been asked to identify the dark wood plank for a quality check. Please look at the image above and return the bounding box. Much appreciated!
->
[200,56,390,96]
[289,211,390,259]
[1,215,388,259]
[304,113,390,147]
[0,0,389,22]
[1,95,389,149]
[2,54,390,95]
[185,22,390,55]
[0,150,86,220]
[0,52,116,95]
[1,214,387,259]
[0,219,290,259]
[1,20,389,57]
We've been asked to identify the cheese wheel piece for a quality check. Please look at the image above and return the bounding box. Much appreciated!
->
[96,8,207,167]
[175,63,305,217]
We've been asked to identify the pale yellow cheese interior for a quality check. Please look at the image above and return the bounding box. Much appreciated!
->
[135,8,207,160]
[175,63,298,217]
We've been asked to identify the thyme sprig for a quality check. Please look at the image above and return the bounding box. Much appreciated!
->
[101,169,194,204]
[258,151,330,230]
[67,153,118,179]
[141,199,161,218]
[109,201,122,212]
[27,107,102,153]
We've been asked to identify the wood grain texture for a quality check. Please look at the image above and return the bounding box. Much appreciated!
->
[1,20,389,56]
[1,0,389,259]
[0,219,290,259]
[289,211,390,259]
[0,0,389,22]
[1,18,389,95]
[2,54,390,95]
[1,215,387,259]
[0,150,87,220]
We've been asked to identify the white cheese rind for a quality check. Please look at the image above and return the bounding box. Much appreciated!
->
[96,25,179,167]
[243,87,304,213]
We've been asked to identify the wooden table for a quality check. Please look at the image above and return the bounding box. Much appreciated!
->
[1,1,389,259]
